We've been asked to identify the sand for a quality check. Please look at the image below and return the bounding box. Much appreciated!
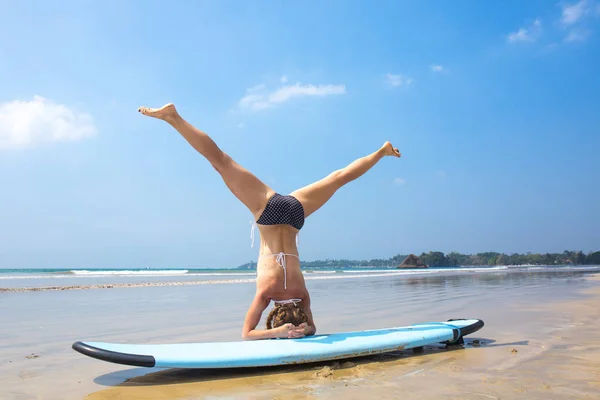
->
[1,270,599,399]
[86,285,600,399]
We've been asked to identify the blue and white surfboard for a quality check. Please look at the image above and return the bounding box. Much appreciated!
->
[72,318,483,369]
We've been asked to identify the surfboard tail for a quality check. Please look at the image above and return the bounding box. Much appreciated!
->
[72,341,156,367]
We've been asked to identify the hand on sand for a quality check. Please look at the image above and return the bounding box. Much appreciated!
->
[275,323,307,339]
[382,141,401,158]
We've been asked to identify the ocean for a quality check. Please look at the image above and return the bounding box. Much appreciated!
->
[1,265,599,290]
[2,264,600,399]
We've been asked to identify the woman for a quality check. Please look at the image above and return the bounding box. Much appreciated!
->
[138,103,401,340]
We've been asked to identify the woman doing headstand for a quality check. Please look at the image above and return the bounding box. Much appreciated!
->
[138,103,401,340]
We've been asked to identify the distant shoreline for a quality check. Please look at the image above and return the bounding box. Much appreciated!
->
[236,249,600,269]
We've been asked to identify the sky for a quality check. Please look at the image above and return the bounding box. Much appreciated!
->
[1,0,599,269]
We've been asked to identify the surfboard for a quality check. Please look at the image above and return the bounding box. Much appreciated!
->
[72,318,483,369]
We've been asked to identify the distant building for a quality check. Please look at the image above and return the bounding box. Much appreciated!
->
[397,254,428,269]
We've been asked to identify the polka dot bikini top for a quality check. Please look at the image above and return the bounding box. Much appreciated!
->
[257,193,305,230]
[250,193,305,247]
[250,194,305,290]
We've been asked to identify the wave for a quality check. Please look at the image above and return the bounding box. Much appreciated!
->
[0,275,65,280]
[187,272,257,276]
[436,266,509,272]
[0,271,258,280]
[70,269,189,276]
[303,270,337,274]
[342,269,397,273]
[2,265,598,282]
[306,271,438,280]
[4,266,600,292]
[0,271,437,292]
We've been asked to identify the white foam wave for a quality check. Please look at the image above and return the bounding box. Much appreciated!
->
[187,272,257,277]
[0,275,63,280]
[342,269,396,273]
[71,270,189,276]
[303,271,337,274]
[443,266,509,272]
[2,265,597,285]
[304,270,438,281]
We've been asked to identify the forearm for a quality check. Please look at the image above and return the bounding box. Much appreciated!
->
[243,328,278,341]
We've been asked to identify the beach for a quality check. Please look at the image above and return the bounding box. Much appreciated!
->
[1,267,599,399]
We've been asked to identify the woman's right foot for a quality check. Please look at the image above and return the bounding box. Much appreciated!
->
[138,103,179,122]
[381,141,401,158]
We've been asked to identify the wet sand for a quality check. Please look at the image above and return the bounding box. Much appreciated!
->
[0,278,256,292]
[1,270,599,399]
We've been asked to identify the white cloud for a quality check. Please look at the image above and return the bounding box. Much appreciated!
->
[247,84,266,93]
[558,1,599,42]
[561,1,588,25]
[280,75,288,83]
[430,65,444,73]
[508,28,531,42]
[239,93,268,111]
[239,82,346,112]
[507,18,542,43]
[0,95,96,150]
[386,73,413,87]
[269,84,346,103]
[564,29,590,41]
[393,177,406,185]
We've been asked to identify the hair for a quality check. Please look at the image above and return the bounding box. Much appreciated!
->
[266,302,308,329]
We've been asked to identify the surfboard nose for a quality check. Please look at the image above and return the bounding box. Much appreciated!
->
[447,319,485,337]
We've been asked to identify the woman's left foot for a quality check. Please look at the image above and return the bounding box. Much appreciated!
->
[381,141,401,158]
[138,103,179,122]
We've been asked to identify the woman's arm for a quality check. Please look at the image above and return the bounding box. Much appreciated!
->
[242,295,270,340]
[302,294,317,336]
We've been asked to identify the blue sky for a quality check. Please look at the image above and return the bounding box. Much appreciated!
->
[1,0,599,269]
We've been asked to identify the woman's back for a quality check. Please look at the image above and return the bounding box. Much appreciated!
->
[255,224,306,300]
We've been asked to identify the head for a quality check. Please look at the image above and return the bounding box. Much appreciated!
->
[266,301,308,329]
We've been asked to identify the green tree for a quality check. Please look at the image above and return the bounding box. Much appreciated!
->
[496,254,510,265]
[446,252,469,266]
[585,251,600,265]
[477,252,501,266]
[235,248,597,269]
[420,251,447,267]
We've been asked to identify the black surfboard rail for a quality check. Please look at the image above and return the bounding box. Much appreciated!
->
[72,341,156,367]
[448,318,484,336]
[443,318,485,345]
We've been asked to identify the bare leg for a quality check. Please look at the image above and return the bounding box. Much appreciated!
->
[138,103,274,217]
[290,142,401,218]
